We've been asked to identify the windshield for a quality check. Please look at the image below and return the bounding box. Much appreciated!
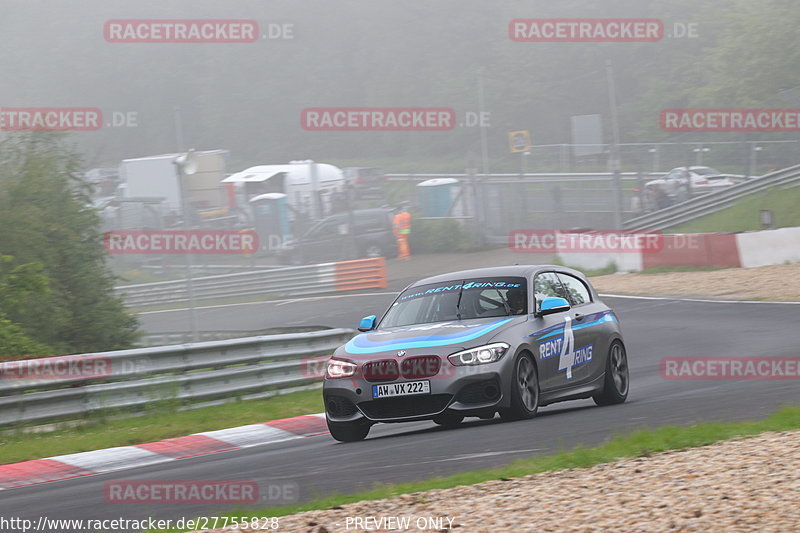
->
[380,277,527,328]
[302,216,344,238]
[693,167,722,175]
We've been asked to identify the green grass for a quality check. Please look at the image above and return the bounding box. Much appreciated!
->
[669,185,800,233]
[149,405,800,532]
[553,256,619,277]
[0,388,323,464]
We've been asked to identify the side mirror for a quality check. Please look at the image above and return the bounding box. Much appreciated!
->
[537,297,571,317]
[358,315,377,332]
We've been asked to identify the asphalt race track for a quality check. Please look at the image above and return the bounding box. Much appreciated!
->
[2,294,799,531]
[138,291,404,333]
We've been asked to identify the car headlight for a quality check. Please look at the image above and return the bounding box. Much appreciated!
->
[448,343,510,366]
[325,358,358,378]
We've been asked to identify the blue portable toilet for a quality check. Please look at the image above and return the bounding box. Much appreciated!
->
[416,178,459,217]
[249,193,291,253]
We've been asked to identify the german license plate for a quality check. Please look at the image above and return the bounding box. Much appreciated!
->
[372,380,430,399]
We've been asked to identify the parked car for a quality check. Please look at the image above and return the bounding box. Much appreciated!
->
[277,208,397,265]
[644,166,747,210]
[323,265,629,441]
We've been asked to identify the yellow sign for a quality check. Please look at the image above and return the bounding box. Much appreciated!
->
[508,130,531,153]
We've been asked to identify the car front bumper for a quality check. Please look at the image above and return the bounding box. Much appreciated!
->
[323,363,511,423]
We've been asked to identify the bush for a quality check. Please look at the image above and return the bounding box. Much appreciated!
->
[408,218,479,254]
[0,134,139,353]
[0,314,51,356]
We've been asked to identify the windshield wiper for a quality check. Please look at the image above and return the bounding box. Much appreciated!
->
[497,289,511,316]
[455,280,465,320]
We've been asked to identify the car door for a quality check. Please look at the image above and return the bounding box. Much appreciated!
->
[552,271,606,386]
[530,271,575,392]
[676,168,691,199]
[301,216,345,262]
[352,211,383,257]
[663,169,682,196]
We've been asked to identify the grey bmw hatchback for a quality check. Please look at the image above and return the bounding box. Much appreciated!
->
[323,265,629,442]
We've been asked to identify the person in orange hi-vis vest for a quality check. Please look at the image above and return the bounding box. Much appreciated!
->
[392,206,411,260]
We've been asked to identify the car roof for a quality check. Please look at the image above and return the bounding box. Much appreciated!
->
[671,166,717,172]
[409,264,588,287]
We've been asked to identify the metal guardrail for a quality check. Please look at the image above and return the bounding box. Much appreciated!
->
[114,257,387,307]
[387,171,661,183]
[138,329,328,347]
[0,329,353,427]
[142,264,282,273]
[139,331,269,347]
[624,164,800,230]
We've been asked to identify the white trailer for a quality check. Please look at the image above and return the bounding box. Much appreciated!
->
[118,150,229,211]
[222,161,346,220]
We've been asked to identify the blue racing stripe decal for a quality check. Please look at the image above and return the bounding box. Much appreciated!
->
[345,318,514,355]
[528,311,617,341]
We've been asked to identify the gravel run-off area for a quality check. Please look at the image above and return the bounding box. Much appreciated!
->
[197,430,800,533]
[589,264,800,301]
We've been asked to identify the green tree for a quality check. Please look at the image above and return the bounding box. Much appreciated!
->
[0,133,139,354]
[702,0,800,105]
[0,255,52,355]
[0,315,51,356]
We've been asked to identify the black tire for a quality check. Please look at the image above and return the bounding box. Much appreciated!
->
[593,340,630,406]
[433,412,464,428]
[499,352,539,421]
[327,417,371,442]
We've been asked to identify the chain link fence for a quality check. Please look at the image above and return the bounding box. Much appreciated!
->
[519,140,799,176]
